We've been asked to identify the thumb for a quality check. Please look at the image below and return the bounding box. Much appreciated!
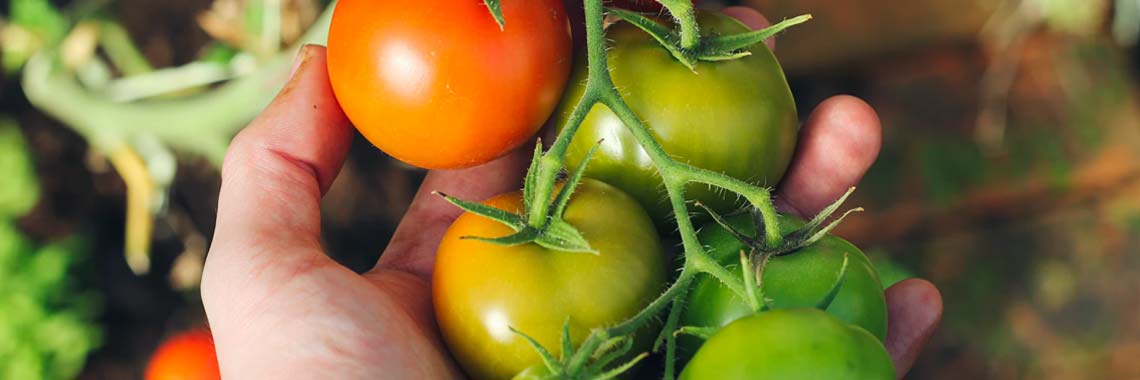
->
[204,44,352,301]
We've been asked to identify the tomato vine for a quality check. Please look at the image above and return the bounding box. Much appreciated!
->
[446,1,821,378]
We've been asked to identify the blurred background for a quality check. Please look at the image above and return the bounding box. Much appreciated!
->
[0,0,1137,378]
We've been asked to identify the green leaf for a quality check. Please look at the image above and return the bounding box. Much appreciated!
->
[435,191,526,230]
[698,14,812,58]
[605,7,695,70]
[483,0,505,30]
[536,219,596,253]
[815,252,850,310]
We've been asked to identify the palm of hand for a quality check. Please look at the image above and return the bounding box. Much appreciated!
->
[203,8,941,379]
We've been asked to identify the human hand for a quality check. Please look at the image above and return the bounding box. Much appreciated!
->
[202,8,941,379]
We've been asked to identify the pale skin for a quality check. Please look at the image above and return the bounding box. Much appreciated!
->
[202,6,942,379]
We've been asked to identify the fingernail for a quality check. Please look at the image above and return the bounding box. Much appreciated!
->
[289,45,313,79]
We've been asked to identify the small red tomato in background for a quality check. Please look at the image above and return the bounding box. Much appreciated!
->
[327,0,573,169]
[145,329,220,380]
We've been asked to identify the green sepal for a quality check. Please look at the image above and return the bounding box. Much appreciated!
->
[461,227,540,246]
[815,252,850,310]
[696,14,812,61]
[560,318,574,362]
[511,326,561,374]
[586,336,634,374]
[696,202,756,247]
[605,7,696,70]
[694,50,752,61]
[674,325,719,340]
[536,218,596,253]
[772,187,861,256]
[523,140,543,213]
[552,140,601,219]
[436,191,526,230]
[483,0,505,30]
[591,352,648,380]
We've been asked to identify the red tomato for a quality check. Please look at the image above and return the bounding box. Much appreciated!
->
[145,329,220,380]
[326,0,572,169]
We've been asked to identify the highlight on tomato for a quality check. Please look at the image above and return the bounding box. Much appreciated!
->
[327,0,573,169]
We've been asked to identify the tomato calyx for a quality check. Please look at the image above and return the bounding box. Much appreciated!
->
[702,187,862,258]
[606,7,812,70]
[512,320,648,380]
[690,188,860,314]
[437,141,603,253]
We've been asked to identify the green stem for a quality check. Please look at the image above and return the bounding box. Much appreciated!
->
[658,0,699,50]
[525,0,793,374]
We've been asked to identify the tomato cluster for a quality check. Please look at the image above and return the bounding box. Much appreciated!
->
[326,0,891,379]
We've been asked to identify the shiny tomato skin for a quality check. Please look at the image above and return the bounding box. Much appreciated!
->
[553,11,798,224]
[327,0,572,169]
[678,214,887,358]
[433,179,667,379]
[145,329,220,380]
[679,309,895,380]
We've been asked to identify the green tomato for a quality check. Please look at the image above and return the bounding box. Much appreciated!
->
[553,10,798,224]
[433,179,667,380]
[680,308,895,380]
[679,214,887,358]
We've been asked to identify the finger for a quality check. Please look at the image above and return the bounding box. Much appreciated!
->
[775,95,882,218]
[372,146,531,279]
[884,279,943,378]
[204,44,352,293]
[721,6,776,51]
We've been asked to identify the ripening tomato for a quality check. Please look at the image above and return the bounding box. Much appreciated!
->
[327,0,572,169]
[145,329,220,380]
[433,179,667,379]
[553,10,798,224]
[678,214,887,358]
[679,309,895,380]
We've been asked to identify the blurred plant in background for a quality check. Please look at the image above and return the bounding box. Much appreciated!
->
[1,0,331,276]
[0,119,101,379]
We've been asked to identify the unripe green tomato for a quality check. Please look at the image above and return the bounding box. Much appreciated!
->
[679,308,895,380]
[679,214,887,358]
[553,10,798,225]
[433,179,666,379]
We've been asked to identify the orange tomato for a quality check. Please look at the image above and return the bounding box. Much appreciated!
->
[327,0,572,169]
[145,329,220,380]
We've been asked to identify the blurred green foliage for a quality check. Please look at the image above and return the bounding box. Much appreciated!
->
[0,120,101,380]
[0,119,40,218]
[3,0,67,72]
